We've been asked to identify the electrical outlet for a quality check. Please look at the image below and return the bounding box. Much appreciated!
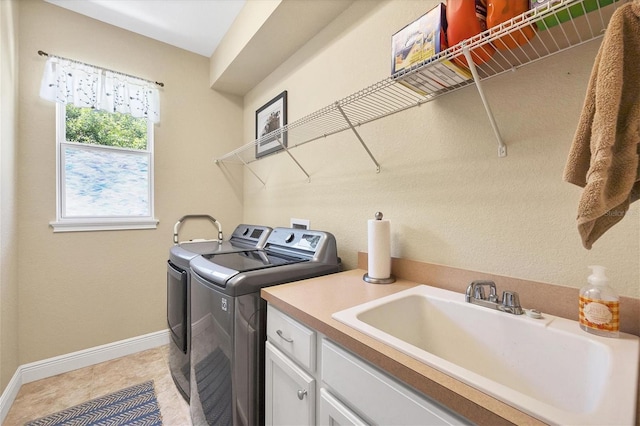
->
[290,218,310,230]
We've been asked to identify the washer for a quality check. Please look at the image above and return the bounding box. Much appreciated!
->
[189,227,341,426]
[168,222,272,402]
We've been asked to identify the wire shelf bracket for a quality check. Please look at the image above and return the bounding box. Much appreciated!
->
[336,103,381,173]
[278,134,311,182]
[234,152,266,187]
[462,45,507,158]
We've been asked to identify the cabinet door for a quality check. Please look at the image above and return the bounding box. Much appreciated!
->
[319,388,368,426]
[265,341,316,426]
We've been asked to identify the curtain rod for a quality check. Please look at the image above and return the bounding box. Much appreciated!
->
[37,50,165,88]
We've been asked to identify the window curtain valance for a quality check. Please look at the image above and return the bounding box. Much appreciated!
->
[39,56,160,123]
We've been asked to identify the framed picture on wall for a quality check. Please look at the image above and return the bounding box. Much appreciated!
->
[255,90,288,159]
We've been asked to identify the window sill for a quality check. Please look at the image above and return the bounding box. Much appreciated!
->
[49,218,159,233]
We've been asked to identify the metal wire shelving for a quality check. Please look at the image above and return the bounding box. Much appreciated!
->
[215,0,622,184]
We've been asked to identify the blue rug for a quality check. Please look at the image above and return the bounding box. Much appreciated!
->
[25,381,162,426]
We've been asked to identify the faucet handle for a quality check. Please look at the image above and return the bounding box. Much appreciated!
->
[501,291,524,315]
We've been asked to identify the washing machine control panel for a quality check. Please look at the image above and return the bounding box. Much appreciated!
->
[264,228,338,264]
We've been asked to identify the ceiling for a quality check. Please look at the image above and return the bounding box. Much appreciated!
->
[44,0,246,57]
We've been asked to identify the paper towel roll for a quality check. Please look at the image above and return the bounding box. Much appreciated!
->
[368,218,391,279]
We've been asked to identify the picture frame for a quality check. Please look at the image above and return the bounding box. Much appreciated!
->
[255,90,288,159]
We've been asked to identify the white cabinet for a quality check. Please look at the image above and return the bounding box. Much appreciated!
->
[265,304,470,426]
[266,306,317,425]
[265,341,316,425]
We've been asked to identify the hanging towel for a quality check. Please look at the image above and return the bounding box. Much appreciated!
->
[563,1,640,249]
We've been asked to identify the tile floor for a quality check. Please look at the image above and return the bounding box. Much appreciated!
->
[4,345,192,426]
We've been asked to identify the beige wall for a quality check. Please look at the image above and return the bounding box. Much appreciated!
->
[0,0,19,393]
[241,0,639,297]
[16,0,244,364]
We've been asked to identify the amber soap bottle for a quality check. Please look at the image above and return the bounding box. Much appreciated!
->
[579,266,620,338]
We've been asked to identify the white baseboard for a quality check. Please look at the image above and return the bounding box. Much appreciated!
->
[0,329,170,424]
[0,369,22,425]
[19,329,170,383]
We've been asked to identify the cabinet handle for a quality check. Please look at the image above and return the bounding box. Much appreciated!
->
[276,329,294,343]
[297,389,307,400]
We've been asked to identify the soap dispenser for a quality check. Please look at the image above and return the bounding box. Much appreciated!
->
[579,265,619,338]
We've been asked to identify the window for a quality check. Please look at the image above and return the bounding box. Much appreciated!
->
[50,104,157,232]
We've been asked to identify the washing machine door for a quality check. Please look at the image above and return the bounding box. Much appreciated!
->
[190,271,264,426]
[167,261,188,352]
[190,272,234,426]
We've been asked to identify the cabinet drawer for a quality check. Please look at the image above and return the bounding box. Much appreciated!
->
[321,339,469,425]
[267,305,316,371]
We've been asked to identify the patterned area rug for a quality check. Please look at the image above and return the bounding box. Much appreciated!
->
[25,381,162,426]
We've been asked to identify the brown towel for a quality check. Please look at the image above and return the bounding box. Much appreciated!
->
[563,1,640,249]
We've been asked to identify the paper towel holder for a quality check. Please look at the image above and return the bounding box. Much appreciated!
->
[364,211,395,284]
[363,273,395,284]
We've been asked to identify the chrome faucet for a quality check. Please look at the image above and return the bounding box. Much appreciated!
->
[465,280,524,315]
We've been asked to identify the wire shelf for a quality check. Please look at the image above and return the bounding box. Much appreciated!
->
[215,0,622,180]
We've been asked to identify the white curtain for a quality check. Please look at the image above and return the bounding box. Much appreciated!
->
[39,56,160,123]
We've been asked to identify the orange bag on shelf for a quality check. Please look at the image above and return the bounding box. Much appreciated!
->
[446,0,494,66]
[487,0,537,50]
